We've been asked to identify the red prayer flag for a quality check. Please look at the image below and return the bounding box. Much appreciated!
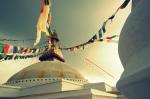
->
[4,44,10,55]
[41,0,45,13]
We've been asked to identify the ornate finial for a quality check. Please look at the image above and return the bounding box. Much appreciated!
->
[39,29,65,62]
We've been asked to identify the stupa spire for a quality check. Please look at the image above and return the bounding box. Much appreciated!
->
[39,29,65,62]
[34,0,65,62]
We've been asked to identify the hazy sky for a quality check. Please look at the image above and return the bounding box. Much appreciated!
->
[0,0,131,86]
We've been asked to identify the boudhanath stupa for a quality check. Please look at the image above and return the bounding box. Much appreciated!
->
[0,1,126,97]
[0,19,125,98]
[0,59,126,99]
[0,33,126,98]
[1,0,149,99]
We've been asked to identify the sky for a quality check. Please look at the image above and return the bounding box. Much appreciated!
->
[0,0,131,86]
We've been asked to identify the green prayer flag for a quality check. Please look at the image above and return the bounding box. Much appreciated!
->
[102,22,107,33]
[0,43,4,53]
[48,27,53,35]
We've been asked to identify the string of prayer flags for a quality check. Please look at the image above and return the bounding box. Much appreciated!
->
[94,0,130,44]
[110,0,130,21]
[0,0,130,56]
[107,0,130,22]
[40,0,129,52]
[60,35,118,52]
[0,42,48,55]
[0,38,34,42]
[0,44,49,62]
[0,53,43,61]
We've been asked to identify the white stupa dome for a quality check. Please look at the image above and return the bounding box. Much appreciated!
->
[5,61,87,87]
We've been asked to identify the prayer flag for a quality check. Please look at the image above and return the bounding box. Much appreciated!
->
[13,46,18,53]
[4,44,10,55]
[0,43,4,53]
[120,0,130,9]
[8,45,14,54]
[109,15,115,20]
[36,49,40,53]
[24,48,28,54]
[106,35,118,40]
[32,48,37,53]
[27,48,32,53]
[70,48,74,52]
[102,22,107,33]
[20,48,25,54]
[76,45,80,49]
[17,46,21,53]
[34,0,51,46]
[47,26,53,36]
[88,34,97,43]
[98,29,103,39]
[92,34,98,40]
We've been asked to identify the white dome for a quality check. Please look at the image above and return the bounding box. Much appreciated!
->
[6,61,87,87]
[8,61,85,81]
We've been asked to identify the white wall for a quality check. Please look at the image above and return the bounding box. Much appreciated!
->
[84,83,106,92]
[61,80,83,91]
[18,88,93,99]
[0,85,19,97]
[19,81,62,97]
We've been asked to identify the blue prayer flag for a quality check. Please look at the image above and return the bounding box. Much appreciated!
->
[92,34,97,40]
[13,46,18,53]
[98,29,103,39]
